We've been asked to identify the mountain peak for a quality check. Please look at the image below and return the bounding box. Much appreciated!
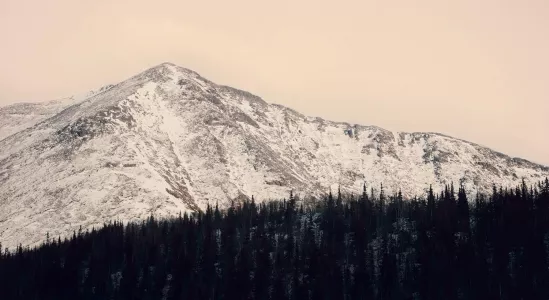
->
[127,62,210,89]
[158,61,177,67]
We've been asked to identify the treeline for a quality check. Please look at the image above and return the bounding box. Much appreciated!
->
[1,179,549,300]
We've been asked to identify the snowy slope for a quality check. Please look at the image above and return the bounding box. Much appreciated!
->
[0,84,114,141]
[0,98,73,141]
[1,62,548,249]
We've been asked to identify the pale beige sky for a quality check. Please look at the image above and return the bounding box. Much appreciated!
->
[0,0,548,165]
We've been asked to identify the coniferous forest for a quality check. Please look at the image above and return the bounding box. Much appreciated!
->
[1,179,549,300]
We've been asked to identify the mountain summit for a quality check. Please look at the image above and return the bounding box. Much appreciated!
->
[1,63,547,249]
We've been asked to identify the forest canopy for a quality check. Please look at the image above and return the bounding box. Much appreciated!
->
[1,178,549,300]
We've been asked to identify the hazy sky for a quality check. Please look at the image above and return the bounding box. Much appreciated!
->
[1,0,548,165]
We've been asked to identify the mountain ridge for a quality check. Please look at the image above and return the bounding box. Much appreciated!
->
[0,62,544,167]
[0,62,547,249]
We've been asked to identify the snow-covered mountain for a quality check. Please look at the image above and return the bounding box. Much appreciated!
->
[1,62,547,249]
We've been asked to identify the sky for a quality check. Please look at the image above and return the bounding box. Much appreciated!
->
[0,0,548,165]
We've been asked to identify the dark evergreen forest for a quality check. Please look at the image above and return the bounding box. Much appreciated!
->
[1,179,549,300]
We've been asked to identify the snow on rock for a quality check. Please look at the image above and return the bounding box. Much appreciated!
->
[0,62,548,249]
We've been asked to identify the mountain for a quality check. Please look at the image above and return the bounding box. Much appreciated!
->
[1,62,547,249]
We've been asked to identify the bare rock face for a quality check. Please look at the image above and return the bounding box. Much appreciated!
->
[1,62,548,249]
